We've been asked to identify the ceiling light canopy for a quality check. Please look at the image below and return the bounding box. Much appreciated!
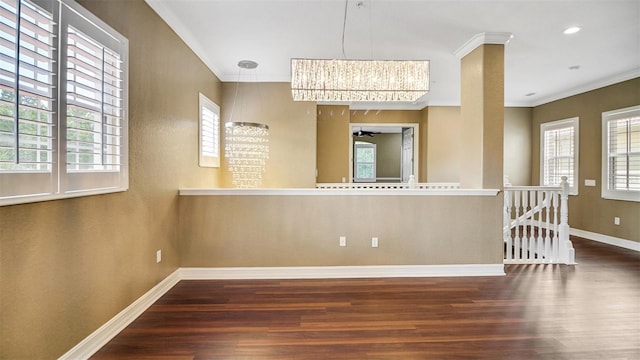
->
[290,58,430,102]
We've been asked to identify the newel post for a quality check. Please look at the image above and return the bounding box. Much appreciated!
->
[559,176,576,264]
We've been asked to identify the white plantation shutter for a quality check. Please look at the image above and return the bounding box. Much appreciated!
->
[602,105,640,202]
[60,2,127,193]
[540,117,579,194]
[0,0,56,199]
[198,93,220,168]
[0,0,128,205]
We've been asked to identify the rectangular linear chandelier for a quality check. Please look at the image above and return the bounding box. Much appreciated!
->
[291,58,429,102]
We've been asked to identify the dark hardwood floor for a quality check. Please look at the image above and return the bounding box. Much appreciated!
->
[92,237,640,359]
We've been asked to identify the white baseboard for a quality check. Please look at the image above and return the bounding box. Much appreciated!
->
[58,263,504,359]
[179,264,505,279]
[58,269,181,360]
[571,228,640,251]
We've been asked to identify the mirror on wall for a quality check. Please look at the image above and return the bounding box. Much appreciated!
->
[349,124,419,183]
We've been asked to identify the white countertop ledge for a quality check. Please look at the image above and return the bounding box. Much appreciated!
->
[179,188,501,196]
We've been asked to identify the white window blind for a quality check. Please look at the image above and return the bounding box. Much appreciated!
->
[602,105,640,202]
[540,117,578,194]
[0,0,128,206]
[198,93,219,168]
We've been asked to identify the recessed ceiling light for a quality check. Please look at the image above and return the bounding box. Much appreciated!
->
[525,92,536,97]
[563,26,581,35]
[569,65,581,70]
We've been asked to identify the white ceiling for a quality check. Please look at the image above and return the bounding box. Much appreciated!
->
[145,0,640,109]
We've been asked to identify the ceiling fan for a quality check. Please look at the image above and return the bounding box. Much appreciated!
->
[353,128,381,137]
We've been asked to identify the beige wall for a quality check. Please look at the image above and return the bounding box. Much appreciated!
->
[319,105,531,185]
[504,107,532,186]
[427,107,462,182]
[179,194,504,267]
[0,0,222,358]
[359,133,402,179]
[317,107,428,182]
[532,78,640,242]
[460,44,505,189]
[316,105,350,183]
[220,82,317,188]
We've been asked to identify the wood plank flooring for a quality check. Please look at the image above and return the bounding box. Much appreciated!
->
[91,237,640,359]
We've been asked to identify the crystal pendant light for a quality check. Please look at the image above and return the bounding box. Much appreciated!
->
[290,1,429,102]
[224,60,270,188]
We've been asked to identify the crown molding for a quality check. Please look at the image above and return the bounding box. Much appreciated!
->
[530,68,640,107]
[454,32,514,60]
[145,0,224,80]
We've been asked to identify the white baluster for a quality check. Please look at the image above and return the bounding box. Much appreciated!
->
[558,176,575,264]
[504,189,512,261]
[536,190,545,263]
[514,190,521,261]
[551,190,559,262]
[527,190,536,262]
[521,190,529,261]
[543,190,552,263]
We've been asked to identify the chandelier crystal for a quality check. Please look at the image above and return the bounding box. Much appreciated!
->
[291,59,429,102]
[224,122,269,188]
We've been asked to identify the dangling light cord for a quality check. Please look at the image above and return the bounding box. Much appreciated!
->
[368,0,374,59]
[341,0,348,59]
[228,66,241,123]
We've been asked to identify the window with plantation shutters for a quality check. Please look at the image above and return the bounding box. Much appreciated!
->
[602,105,640,202]
[198,93,220,168]
[0,0,128,206]
[0,0,56,200]
[540,117,579,195]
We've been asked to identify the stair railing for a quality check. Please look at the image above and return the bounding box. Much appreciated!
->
[503,176,575,265]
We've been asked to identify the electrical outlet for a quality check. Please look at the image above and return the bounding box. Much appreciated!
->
[371,237,379,248]
[614,217,620,225]
[156,249,162,263]
[339,236,347,247]
[585,179,596,187]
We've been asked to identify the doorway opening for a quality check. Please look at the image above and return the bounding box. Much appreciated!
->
[349,123,419,183]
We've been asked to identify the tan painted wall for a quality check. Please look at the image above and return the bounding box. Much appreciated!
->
[360,133,402,179]
[0,0,222,358]
[504,107,532,186]
[316,105,350,183]
[460,44,505,189]
[532,78,640,242]
[319,105,530,185]
[427,107,462,182]
[317,107,428,182]
[220,82,317,188]
[179,194,504,267]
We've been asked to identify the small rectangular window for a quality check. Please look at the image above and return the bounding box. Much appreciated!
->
[602,105,640,202]
[354,142,376,182]
[540,117,579,194]
[198,93,220,168]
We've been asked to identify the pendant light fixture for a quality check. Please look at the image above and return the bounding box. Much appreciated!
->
[291,1,429,102]
[224,60,270,188]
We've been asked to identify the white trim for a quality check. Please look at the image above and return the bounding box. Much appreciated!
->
[540,117,579,195]
[178,188,500,196]
[531,68,640,107]
[145,0,223,79]
[571,228,640,252]
[601,105,640,202]
[454,32,513,59]
[58,270,181,360]
[179,264,505,280]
